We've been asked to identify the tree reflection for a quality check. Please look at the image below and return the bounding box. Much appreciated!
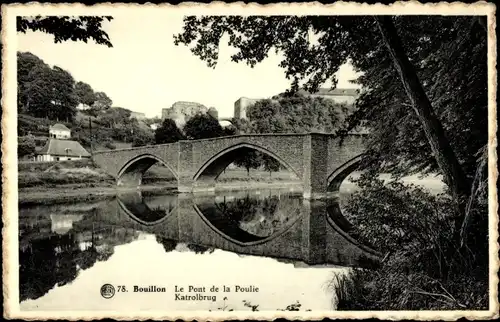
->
[215,194,301,238]
[19,217,140,302]
[155,236,178,253]
[186,244,214,254]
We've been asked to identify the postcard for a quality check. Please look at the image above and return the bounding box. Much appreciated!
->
[2,1,498,320]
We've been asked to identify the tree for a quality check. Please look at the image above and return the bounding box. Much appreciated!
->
[21,62,54,118]
[208,107,219,119]
[92,91,113,110]
[174,15,486,221]
[155,119,185,144]
[131,127,155,147]
[74,81,96,106]
[18,135,36,158]
[246,95,343,134]
[373,17,470,213]
[184,113,224,140]
[18,52,80,121]
[262,154,282,177]
[98,107,130,128]
[17,52,46,112]
[50,66,78,122]
[17,16,113,47]
[233,149,262,176]
[222,126,237,136]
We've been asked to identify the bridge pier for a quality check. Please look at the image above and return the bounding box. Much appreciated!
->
[302,134,330,200]
[301,199,328,264]
[178,141,217,194]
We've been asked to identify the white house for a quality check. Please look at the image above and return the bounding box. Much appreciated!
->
[49,123,71,139]
[36,139,91,162]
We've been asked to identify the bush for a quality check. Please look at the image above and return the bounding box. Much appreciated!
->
[18,136,36,158]
[104,141,116,150]
[18,158,93,172]
[335,173,488,310]
[18,166,114,188]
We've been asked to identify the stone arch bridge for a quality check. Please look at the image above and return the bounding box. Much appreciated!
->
[92,133,366,199]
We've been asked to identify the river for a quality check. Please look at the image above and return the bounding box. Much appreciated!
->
[19,177,440,312]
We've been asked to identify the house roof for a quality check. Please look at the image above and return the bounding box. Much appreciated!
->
[37,139,91,157]
[50,123,71,131]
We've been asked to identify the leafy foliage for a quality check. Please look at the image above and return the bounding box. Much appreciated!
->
[92,91,113,110]
[50,66,79,122]
[17,52,114,123]
[74,81,96,106]
[130,124,155,147]
[343,17,487,180]
[174,15,487,207]
[230,94,343,174]
[233,149,262,176]
[154,119,186,144]
[184,113,224,140]
[335,174,488,310]
[18,135,36,158]
[17,16,113,47]
[97,107,131,128]
[246,95,344,134]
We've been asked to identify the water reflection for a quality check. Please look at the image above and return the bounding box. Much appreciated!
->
[19,189,381,308]
[194,193,302,244]
[19,205,141,302]
[117,192,177,225]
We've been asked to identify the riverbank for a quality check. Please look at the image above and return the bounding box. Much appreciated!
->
[18,178,307,206]
[18,184,177,206]
[18,161,444,206]
[17,161,304,206]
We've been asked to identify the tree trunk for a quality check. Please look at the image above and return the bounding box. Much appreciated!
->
[375,17,471,215]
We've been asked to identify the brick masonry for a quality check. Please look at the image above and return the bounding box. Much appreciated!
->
[92,133,367,198]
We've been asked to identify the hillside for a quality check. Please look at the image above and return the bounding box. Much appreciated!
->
[18,111,153,160]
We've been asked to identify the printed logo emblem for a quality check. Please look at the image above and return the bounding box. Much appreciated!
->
[100,284,115,299]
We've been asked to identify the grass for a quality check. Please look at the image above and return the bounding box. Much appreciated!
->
[18,164,114,188]
[18,158,94,172]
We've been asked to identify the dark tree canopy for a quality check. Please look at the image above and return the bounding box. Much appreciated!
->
[174,16,487,198]
[17,16,113,47]
[18,135,36,158]
[92,91,113,110]
[17,51,116,123]
[74,81,96,106]
[244,95,344,134]
[155,119,185,144]
[233,149,262,176]
[184,113,224,140]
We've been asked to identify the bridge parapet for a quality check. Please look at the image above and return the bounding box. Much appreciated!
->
[92,133,367,199]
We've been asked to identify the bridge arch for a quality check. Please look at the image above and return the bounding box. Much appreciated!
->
[192,202,304,247]
[117,153,178,187]
[327,154,363,192]
[192,142,301,183]
[117,196,176,226]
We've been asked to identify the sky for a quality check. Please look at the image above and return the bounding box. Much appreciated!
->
[17,10,361,118]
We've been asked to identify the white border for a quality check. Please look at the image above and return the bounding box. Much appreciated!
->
[2,2,498,320]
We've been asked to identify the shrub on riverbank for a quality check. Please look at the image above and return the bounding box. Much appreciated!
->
[335,173,488,310]
[18,159,94,172]
[18,166,114,188]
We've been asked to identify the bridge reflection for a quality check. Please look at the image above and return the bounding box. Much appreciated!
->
[108,190,381,267]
